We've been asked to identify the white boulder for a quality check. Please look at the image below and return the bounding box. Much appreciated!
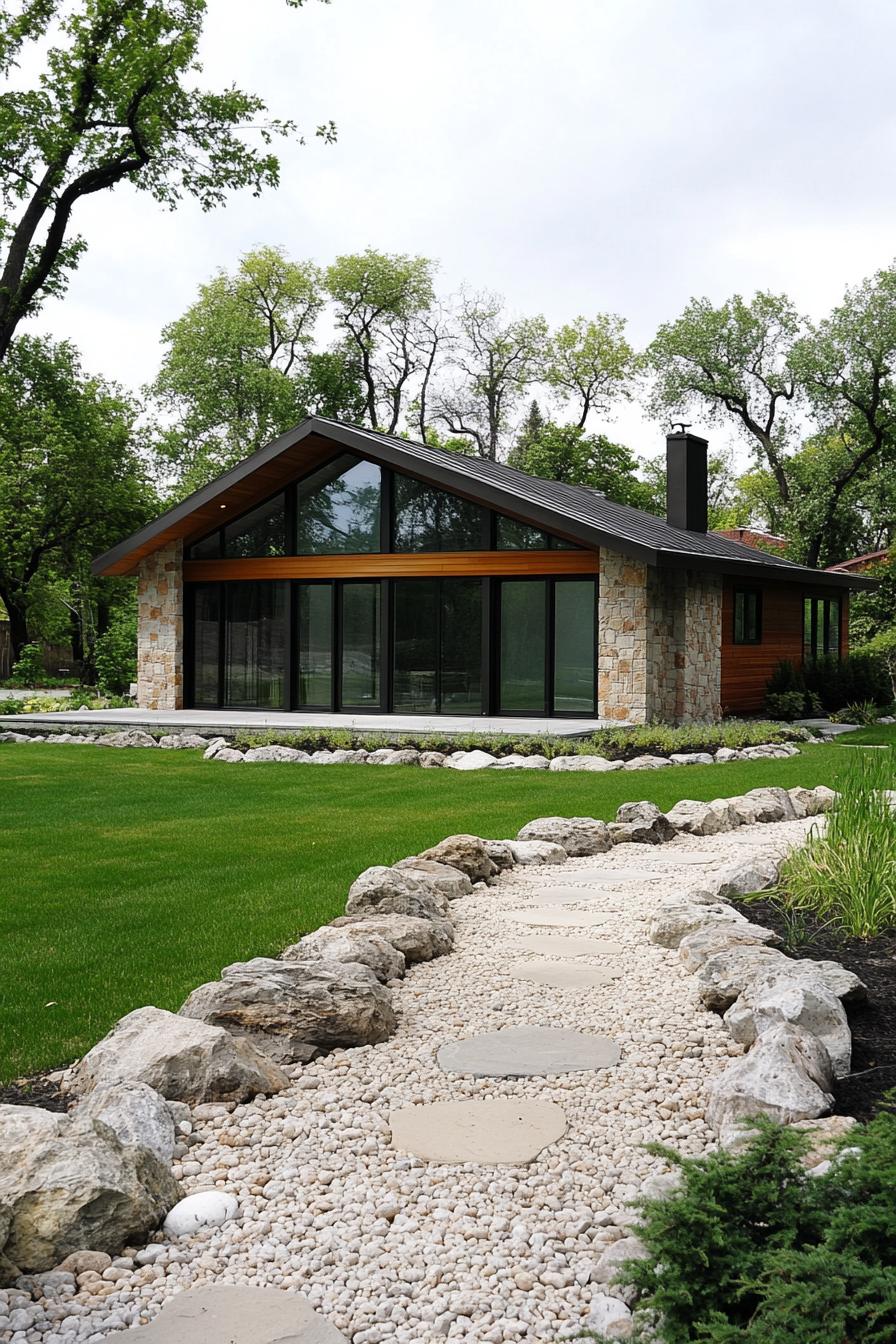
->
[506,839,567,865]
[74,1082,176,1165]
[648,902,746,949]
[394,857,473,900]
[163,1190,238,1237]
[283,926,406,982]
[723,977,851,1078]
[444,749,498,770]
[516,816,612,856]
[345,865,450,921]
[705,1023,835,1133]
[332,913,454,961]
[416,834,498,881]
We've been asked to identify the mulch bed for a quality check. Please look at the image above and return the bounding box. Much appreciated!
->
[731,896,896,1122]
[0,1068,69,1112]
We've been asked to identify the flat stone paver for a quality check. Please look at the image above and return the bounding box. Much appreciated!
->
[514,934,626,957]
[502,907,615,927]
[389,1097,567,1164]
[125,1285,348,1342]
[639,851,717,866]
[514,888,607,906]
[540,866,666,884]
[437,1025,620,1077]
[507,960,621,989]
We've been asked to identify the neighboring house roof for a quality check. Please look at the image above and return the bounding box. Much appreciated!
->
[92,417,875,589]
[826,547,891,573]
[713,527,789,553]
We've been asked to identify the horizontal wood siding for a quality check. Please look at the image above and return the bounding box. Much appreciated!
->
[184,550,600,582]
[720,579,847,713]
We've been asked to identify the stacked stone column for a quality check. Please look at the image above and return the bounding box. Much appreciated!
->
[136,541,184,710]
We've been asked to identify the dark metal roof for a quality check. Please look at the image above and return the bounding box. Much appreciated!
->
[93,416,875,589]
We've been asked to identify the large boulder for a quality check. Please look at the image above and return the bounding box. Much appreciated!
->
[94,730,157,749]
[623,755,671,771]
[394,857,473,900]
[480,840,517,871]
[677,921,782,972]
[282,926,406,982]
[73,1082,176,1164]
[345,865,450,920]
[0,1104,179,1274]
[714,857,780,900]
[579,1294,634,1340]
[670,752,714,766]
[705,1023,835,1133]
[506,839,567,865]
[747,786,798,820]
[664,799,735,837]
[548,755,622,772]
[695,946,792,1011]
[516,816,612,857]
[243,745,308,763]
[491,754,549,770]
[724,978,851,1078]
[613,801,676,844]
[416,834,498,882]
[744,958,867,1005]
[67,1006,289,1103]
[365,748,419,766]
[332,913,454,962]
[648,902,747,949]
[444,749,497,770]
[158,734,209,750]
[179,957,395,1062]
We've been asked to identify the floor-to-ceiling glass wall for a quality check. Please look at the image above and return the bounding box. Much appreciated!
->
[224,582,288,708]
[553,579,596,713]
[391,578,483,714]
[340,582,381,708]
[499,580,547,712]
[296,583,333,708]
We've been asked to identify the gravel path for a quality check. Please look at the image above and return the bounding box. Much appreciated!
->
[8,819,816,1344]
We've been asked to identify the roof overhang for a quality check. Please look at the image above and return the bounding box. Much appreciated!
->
[92,417,878,591]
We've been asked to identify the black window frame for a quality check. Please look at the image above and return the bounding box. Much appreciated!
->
[803,594,842,663]
[732,587,762,646]
[492,575,598,718]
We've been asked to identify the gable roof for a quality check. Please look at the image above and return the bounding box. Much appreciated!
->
[93,417,875,589]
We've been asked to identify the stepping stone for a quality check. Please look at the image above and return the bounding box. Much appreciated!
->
[390,1097,566,1164]
[516,887,606,906]
[125,1285,348,1342]
[515,935,625,957]
[502,907,614,928]
[437,1025,620,1077]
[545,866,665,884]
[645,851,717,866]
[507,959,620,989]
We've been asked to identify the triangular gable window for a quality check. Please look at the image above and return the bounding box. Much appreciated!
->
[296,455,381,554]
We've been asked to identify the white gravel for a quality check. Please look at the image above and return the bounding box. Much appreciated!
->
[1,818,816,1344]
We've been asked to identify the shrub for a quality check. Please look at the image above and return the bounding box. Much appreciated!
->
[94,605,137,695]
[770,749,896,938]
[10,642,44,685]
[829,700,881,726]
[764,690,806,722]
[803,652,891,711]
[854,627,896,704]
[620,1112,896,1344]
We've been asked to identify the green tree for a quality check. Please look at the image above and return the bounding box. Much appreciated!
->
[646,291,803,509]
[325,248,436,433]
[150,246,325,492]
[0,335,154,658]
[508,417,655,510]
[545,313,637,428]
[638,449,740,528]
[0,0,334,362]
[435,291,548,460]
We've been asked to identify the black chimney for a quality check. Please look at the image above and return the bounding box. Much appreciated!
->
[666,429,708,532]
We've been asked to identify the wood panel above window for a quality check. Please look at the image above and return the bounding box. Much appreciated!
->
[184,550,600,582]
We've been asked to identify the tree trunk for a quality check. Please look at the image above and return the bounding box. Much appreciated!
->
[1,593,31,662]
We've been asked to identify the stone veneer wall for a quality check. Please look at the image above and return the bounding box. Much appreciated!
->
[136,541,184,710]
[597,547,722,724]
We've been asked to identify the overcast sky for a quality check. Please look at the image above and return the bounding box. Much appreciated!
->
[30,0,896,457]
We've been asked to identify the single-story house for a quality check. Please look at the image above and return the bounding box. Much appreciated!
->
[92,419,874,723]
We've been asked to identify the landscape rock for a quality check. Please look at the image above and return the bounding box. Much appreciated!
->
[812,785,839,812]
[394,857,473,900]
[419,751,446,768]
[0,1104,179,1274]
[649,902,746,949]
[282,926,406,982]
[54,1250,112,1275]
[243,745,307,763]
[332,913,455,961]
[714,856,780,899]
[665,798,733,836]
[788,1115,859,1168]
[677,921,782,972]
[179,957,396,1062]
[591,1236,649,1299]
[723,977,852,1078]
[491,753,550,770]
[157,734,208,750]
[705,1022,835,1132]
[201,737,227,760]
[695,945,791,1010]
[73,1082,176,1164]
[480,839,517,871]
[444,749,498,770]
[67,1006,289,1103]
[506,839,567,865]
[365,748,420,766]
[345,865,450,920]
[745,786,798,820]
[746,958,867,1005]
[670,752,714,766]
[123,1283,349,1343]
[416,834,498,881]
[714,746,742,762]
[516,816,612,856]
[577,1293,633,1339]
[163,1191,238,1237]
[548,755,622,771]
[623,755,671,770]
[94,730,158,749]
[210,747,244,763]
[613,801,676,844]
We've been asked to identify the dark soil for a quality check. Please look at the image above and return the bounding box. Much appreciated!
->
[0,1068,69,1112]
[731,896,896,1122]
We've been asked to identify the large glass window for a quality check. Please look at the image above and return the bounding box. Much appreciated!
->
[341,583,381,707]
[223,494,286,558]
[296,584,333,708]
[188,531,221,561]
[553,580,596,713]
[733,589,762,645]
[804,596,841,661]
[191,585,221,706]
[224,582,287,708]
[392,474,486,551]
[297,456,381,554]
[441,579,483,712]
[393,580,439,712]
[495,517,579,550]
[499,580,547,712]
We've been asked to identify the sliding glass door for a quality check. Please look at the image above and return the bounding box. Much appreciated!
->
[497,577,596,715]
[392,578,483,714]
[553,579,596,713]
[340,583,381,709]
[224,582,288,709]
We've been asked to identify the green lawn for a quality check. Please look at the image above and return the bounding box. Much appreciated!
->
[0,743,860,1082]
[831,723,896,747]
